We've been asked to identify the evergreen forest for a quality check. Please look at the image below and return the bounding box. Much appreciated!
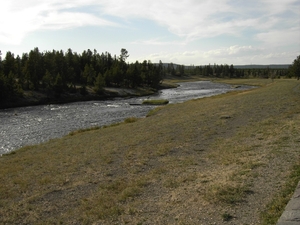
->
[0,47,299,105]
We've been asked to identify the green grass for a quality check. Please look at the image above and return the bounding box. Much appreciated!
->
[215,78,274,87]
[102,117,139,128]
[222,213,233,221]
[206,183,252,204]
[146,107,163,117]
[123,117,139,123]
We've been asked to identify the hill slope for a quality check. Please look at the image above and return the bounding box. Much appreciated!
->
[0,79,299,224]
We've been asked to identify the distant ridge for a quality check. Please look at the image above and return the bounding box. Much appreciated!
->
[157,63,291,69]
[233,64,290,69]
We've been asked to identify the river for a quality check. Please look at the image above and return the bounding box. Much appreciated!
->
[0,81,252,154]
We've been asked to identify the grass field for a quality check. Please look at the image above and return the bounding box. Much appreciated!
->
[0,78,299,224]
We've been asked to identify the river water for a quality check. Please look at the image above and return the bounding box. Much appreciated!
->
[0,81,252,154]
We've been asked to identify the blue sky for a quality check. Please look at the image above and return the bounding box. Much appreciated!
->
[1,0,299,65]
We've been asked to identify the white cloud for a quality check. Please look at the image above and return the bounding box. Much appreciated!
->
[42,12,116,30]
[203,45,263,59]
[259,0,298,14]
[0,1,116,45]
[131,38,187,46]
[256,27,300,47]
[139,45,265,65]
[142,44,298,65]
[0,0,299,65]
[96,0,299,40]
[1,0,299,44]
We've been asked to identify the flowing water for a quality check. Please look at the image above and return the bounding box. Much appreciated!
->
[0,81,252,154]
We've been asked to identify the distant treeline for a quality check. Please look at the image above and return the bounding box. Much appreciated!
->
[233,64,290,69]
[168,63,290,78]
[164,57,300,80]
[0,48,299,104]
[186,64,289,78]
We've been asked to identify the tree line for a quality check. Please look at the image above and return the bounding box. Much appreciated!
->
[289,55,300,80]
[177,63,291,79]
[0,47,299,104]
[156,61,293,79]
[0,48,164,103]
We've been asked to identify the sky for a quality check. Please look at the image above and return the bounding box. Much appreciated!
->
[1,0,300,65]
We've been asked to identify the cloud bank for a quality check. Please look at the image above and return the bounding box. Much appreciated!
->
[0,0,299,64]
[1,0,299,44]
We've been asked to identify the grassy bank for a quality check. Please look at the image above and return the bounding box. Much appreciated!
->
[0,86,157,109]
[0,79,299,224]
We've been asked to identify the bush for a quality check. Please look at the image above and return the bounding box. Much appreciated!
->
[142,99,169,105]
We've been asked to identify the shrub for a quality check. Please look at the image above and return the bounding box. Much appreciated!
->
[142,99,169,105]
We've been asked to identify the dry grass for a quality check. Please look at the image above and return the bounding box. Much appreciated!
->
[0,79,299,224]
[214,78,275,86]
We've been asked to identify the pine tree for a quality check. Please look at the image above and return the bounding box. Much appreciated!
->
[3,51,15,76]
[54,73,63,97]
[94,73,105,94]
[290,55,300,80]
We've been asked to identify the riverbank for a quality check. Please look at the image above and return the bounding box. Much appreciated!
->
[0,86,160,109]
[0,79,299,224]
[0,75,193,110]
